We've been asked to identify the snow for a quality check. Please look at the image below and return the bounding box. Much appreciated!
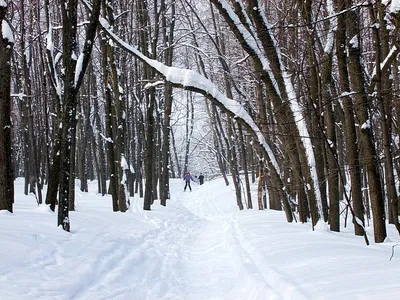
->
[361,119,371,130]
[74,53,84,88]
[1,19,14,43]
[144,81,164,89]
[46,25,62,99]
[0,0,7,7]
[1,177,400,300]
[100,133,113,143]
[390,0,400,13]
[349,35,359,49]
[120,154,129,171]
[323,0,336,54]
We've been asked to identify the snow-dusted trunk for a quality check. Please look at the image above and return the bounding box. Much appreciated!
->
[170,127,181,179]
[370,3,400,234]
[56,0,80,231]
[218,32,244,210]
[227,120,243,210]
[0,1,14,212]
[100,1,129,212]
[322,58,340,232]
[44,8,62,212]
[159,0,175,206]
[347,5,386,243]
[257,161,264,210]
[183,91,195,176]
[54,0,101,230]
[112,48,128,212]
[136,0,157,210]
[335,0,365,237]
[160,81,173,206]
[210,0,322,226]
[297,0,329,222]
[238,125,252,209]
[19,1,42,203]
[318,0,340,231]
[144,87,156,210]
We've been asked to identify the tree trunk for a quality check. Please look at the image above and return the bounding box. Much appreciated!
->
[336,0,365,236]
[0,2,14,212]
[347,5,386,243]
[238,125,252,209]
[370,3,400,234]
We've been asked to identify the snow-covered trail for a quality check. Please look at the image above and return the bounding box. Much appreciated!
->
[1,179,294,300]
[2,178,400,300]
[127,179,290,300]
[175,180,308,300]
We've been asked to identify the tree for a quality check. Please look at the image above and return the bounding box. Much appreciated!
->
[46,0,101,231]
[0,0,14,213]
[346,1,386,243]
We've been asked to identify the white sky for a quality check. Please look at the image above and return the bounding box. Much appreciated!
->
[1,177,400,299]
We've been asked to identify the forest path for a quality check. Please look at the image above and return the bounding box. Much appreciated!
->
[70,179,296,300]
[3,178,400,300]
[174,179,309,300]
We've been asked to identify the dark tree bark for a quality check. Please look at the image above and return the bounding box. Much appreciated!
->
[55,0,101,231]
[257,161,264,210]
[336,0,365,237]
[91,69,107,196]
[347,4,386,243]
[159,0,175,206]
[135,0,156,211]
[238,124,252,209]
[227,121,243,210]
[0,2,14,213]
[369,3,400,234]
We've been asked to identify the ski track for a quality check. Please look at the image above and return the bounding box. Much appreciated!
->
[175,182,294,300]
[231,215,310,300]
[2,180,306,300]
[70,198,200,300]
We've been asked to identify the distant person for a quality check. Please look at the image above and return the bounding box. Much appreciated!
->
[198,173,204,185]
[183,172,193,192]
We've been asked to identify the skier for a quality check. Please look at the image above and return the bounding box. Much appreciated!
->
[198,173,204,185]
[183,172,193,192]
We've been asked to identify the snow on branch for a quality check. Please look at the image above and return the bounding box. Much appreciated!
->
[45,25,62,100]
[97,16,281,175]
[214,0,281,98]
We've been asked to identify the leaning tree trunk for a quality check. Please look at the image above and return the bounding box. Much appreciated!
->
[210,0,321,226]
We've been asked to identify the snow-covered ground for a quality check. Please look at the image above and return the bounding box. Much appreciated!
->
[1,177,400,300]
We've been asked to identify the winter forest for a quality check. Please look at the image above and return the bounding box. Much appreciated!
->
[1,0,400,246]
